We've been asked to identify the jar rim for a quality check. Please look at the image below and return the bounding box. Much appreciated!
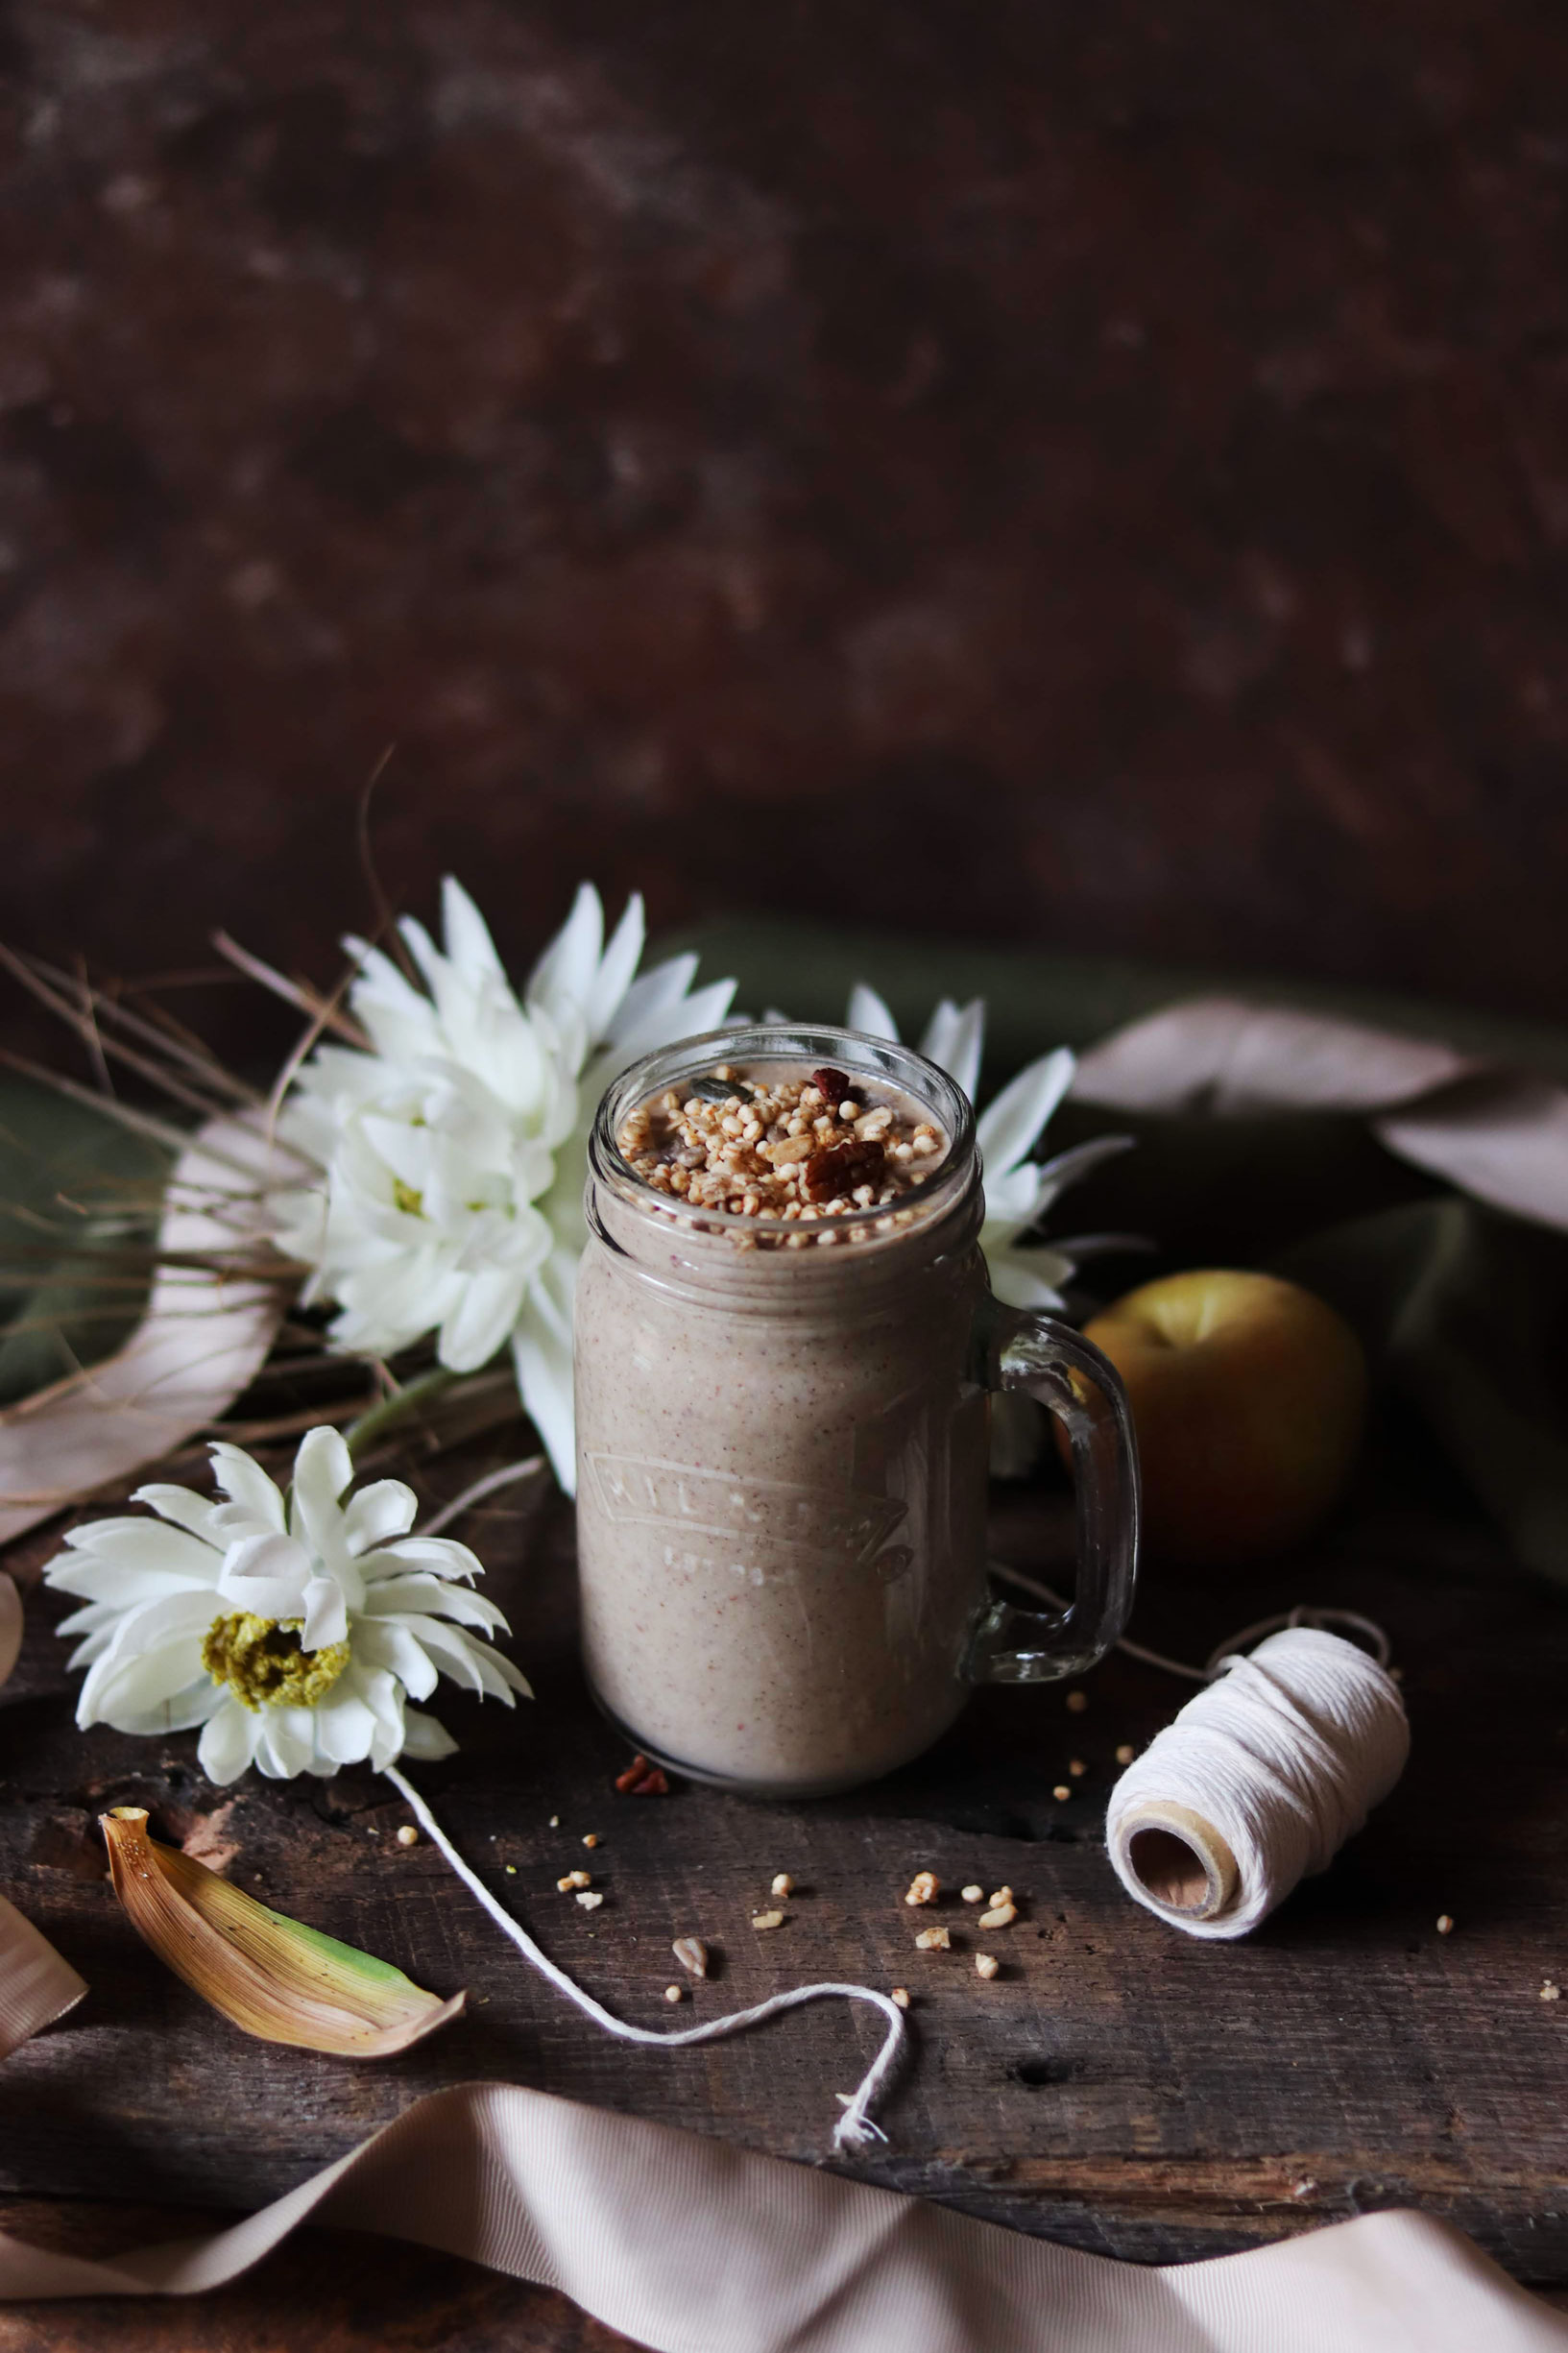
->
[589,1022,977,1241]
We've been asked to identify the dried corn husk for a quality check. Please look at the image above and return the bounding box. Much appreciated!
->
[100,1807,463,2056]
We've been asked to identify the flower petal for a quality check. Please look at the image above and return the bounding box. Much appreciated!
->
[364,1536,484,1583]
[288,1425,353,1563]
[48,1556,219,1613]
[437,1264,529,1374]
[350,1614,441,1701]
[399,1708,458,1760]
[217,1531,314,1622]
[129,1484,226,1543]
[78,1591,216,1731]
[846,983,899,1040]
[526,883,604,1041]
[301,1575,349,1651]
[440,874,508,983]
[512,1292,576,1496]
[919,999,985,1103]
[207,1443,286,1531]
[362,1576,507,1631]
[976,1048,1076,1176]
[341,1479,419,1554]
[985,1248,1072,1313]
[255,1707,319,1779]
[53,1521,225,1583]
[198,1697,258,1784]
[584,893,645,1048]
[312,1686,381,1765]
[1029,1132,1137,1218]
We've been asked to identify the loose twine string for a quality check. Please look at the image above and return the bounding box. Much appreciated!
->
[387,1459,903,2152]
[389,1473,1407,2144]
[382,1764,904,2153]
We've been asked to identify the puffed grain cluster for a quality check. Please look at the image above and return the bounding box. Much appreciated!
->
[617,1063,946,1245]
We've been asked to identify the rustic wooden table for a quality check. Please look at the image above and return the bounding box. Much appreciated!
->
[2,1434,1565,2350]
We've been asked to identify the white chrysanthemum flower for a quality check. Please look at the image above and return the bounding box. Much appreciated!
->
[273,881,736,1491]
[43,1427,529,1783]
[845,984,1133,1310]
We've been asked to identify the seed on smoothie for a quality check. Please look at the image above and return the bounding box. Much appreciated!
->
[616,1060,946,1244]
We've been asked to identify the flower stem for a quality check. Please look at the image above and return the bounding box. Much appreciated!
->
[343,1366,460,1463]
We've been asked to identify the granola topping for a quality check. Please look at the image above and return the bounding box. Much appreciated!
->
[615,1060,948,1245]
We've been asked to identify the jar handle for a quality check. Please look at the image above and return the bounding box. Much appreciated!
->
[964,1303,1140,1684]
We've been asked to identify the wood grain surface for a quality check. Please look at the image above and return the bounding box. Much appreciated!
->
[1,1432,1566,2349]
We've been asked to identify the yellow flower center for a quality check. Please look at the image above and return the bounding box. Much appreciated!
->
[392,1179,423,1217]
[201,1613,350,1712]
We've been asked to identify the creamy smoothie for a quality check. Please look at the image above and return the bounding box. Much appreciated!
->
[575,1046,992,1795]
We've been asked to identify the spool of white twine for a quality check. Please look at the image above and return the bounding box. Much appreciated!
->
[1104,1626,1411,1939]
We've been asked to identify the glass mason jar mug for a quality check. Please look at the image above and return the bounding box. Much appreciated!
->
[575,1025,1139,1798]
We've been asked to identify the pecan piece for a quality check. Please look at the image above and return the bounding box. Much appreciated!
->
[615,1753,670,1796]
[802,1136,886,1202]
[809,1066,851,1106]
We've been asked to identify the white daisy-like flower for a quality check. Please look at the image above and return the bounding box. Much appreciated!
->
[273,881,736,1491]
[43,1426,529,1783]
[845,984,1134,1310]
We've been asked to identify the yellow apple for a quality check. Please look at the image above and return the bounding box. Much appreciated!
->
[1080,1271,1368,1567]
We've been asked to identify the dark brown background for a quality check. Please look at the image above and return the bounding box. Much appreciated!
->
[2,0,1567,1048]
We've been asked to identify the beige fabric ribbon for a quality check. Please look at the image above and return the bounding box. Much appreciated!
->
[1073,996,1568,1233]
[0,2075,1565,2351]
[0,1111,301,1549]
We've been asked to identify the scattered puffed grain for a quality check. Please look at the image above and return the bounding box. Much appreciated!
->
[891,1987,910,2009]
[584,1833,600,1849]
[975,1954,1000,1980]
[396,1825,419,1848]
[576,1889,604,1911]
[905,1871,940,1905]
[548,1814,560,1828]
[1069,1759,1086,1778]
[558,1869,591,1892]
[664,1984,684,2004]
[672,1936,709,1979]
[1542,1981,1561,2001]
[771,1873,794,1898]
[988,1886,1014,1908]
[751,1909,785,1931]
[1115,1744,1136,1765]
[978,1902,1018,1929]
[1066,1690,1088,1713]
[1436,1914,1454,1935]
[913,1925,951,1952]
[1053,1784,1072,1803]
[961,1884,984,1904]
